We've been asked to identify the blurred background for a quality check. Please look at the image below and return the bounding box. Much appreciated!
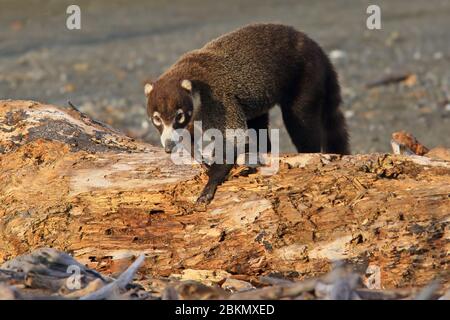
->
[0,0,449,153]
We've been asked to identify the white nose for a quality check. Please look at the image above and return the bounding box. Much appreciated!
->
[160,123,174,148]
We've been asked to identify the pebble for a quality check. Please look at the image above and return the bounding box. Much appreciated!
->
[221,278,254,292]
[344,110,355,119]
[413,51,422,60]
[329,50,347,61]
[73,63,90,72]
[433,52,443,60]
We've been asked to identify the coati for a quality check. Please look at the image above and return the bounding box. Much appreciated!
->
[145,23,350,204]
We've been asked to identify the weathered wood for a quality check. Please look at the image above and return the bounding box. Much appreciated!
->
[0,100,449,291]
[2,248,446,300]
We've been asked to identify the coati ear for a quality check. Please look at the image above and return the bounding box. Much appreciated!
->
[144,83,154,97]
[181,79,192,92]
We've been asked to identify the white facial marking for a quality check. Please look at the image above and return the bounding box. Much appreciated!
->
[160,123,175,147]
[152,111,162,126]
[176,109,185,124]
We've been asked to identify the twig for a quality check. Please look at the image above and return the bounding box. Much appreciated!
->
[365,73,412,88]
[80,254,145,300]
[67,101,81,113]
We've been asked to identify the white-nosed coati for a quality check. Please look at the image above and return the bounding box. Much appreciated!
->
[145,23,350,204]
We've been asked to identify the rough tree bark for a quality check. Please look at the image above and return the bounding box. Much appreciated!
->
[0,100,449,290]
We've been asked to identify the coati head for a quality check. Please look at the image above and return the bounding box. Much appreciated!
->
[145,79,201,153]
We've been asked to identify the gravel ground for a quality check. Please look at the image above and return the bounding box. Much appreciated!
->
[0,0,449,153]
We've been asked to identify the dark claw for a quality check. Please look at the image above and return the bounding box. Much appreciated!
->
[196,189,214,205]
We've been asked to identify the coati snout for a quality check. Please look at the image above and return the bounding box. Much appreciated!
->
[144,23,350,205]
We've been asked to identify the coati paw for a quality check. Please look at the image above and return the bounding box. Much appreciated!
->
[196,183,217,206]
[196,192,214,205]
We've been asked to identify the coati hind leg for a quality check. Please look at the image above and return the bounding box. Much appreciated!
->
[321,66,350,154]
[281,65,349,155]
[281,97,323,153]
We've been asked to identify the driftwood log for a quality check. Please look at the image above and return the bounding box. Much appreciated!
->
[3,247,445,300]
[0,100,449,292]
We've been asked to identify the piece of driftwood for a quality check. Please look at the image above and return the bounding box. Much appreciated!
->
[365,72,415,88]
[0,248,448,300]
[391,131,430,156]
[0,248,144,299]
[80,254,145,300]
[0,100,449,293]
[391,131,450,164]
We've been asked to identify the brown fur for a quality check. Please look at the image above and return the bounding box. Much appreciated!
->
[147,23,349,154]
[146,23,350,203]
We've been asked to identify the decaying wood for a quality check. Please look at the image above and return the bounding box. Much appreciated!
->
[0,100,449,294]
[80,254,145,300]
[391,131,430,156]
[0,248,143,299]
[0,248,447,300]
[391,131,450,163]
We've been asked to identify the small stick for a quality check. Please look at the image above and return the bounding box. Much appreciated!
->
[365,73,411,88]
[67,101,84,115]
[80,254,145,300]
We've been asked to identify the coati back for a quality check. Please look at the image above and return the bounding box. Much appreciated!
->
[145,23,350,204]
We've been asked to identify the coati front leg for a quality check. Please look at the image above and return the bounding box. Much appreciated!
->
[196,163,234,204]
[196,96,247,205]
[196,139,237,204]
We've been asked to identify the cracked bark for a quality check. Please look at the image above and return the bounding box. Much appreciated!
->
[0,100,449,290]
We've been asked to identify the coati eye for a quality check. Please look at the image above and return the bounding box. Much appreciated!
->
[152,112,162,126]
[175,109,185,124]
